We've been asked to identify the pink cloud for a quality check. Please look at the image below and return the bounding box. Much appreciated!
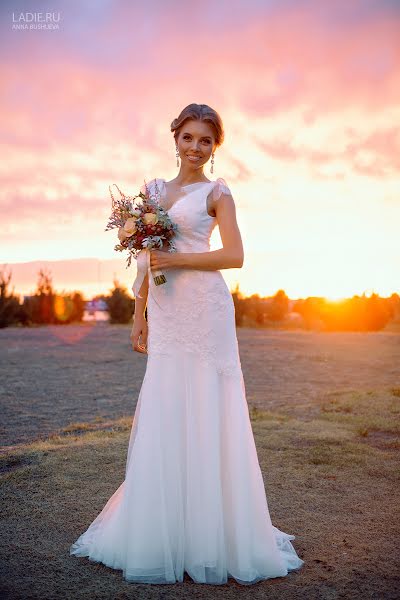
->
[1,0,399,292]
[257,126,400,177]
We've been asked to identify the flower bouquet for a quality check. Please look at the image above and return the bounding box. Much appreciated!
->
[105,180,178,298]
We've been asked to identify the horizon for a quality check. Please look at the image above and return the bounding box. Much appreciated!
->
[3,256,397,303]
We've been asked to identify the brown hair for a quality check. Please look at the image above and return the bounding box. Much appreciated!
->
[170,103,225,148]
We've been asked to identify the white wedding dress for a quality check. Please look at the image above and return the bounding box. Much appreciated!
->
[70,177,305,585]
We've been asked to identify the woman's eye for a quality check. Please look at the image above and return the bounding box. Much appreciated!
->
[183,136,210,143]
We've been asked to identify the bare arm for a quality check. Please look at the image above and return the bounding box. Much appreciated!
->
[149,191,244,272]
[133,270,149,319]
[178,192,244,270]
[131,270,149,354]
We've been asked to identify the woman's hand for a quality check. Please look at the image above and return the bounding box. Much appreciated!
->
[130,317,148,354]
[150,248,180,272]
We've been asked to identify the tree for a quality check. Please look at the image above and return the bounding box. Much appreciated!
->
[106,279,134,324]
[40,269,54,323]
[268,289,289,322]
[0,266,20,328]
[231,283,245,326]
[29,268,56,324]
[244,294,266,325]
[293,297,325,331]
[71,292,85,322]
[365,293,391,331]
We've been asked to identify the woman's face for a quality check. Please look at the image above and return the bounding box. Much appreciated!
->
[176,120,217,171]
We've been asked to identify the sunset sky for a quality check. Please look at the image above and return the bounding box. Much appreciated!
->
[1,0,399,300]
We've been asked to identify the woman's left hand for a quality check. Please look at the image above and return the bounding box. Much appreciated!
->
[149,249,180,271]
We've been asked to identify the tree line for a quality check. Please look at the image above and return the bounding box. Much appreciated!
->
[0,266,136,328]
[1,266,399,332]
[232,286,400,332]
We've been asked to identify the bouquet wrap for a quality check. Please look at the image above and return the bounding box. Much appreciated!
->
[132,248,165,298]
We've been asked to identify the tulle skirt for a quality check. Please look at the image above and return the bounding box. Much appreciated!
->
[70,350,305,584]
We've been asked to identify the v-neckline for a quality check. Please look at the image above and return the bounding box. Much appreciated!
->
[159,178,214,212]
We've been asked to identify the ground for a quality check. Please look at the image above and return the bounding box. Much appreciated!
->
[1,324,399,599]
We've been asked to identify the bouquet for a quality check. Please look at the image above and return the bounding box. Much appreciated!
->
[105,180,178,298]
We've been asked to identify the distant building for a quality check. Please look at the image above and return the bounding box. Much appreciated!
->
[84,299,109,322]
[85,299,108,312]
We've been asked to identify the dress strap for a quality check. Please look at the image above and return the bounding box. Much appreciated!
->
[211,177,232,208]
[212,177,231,201]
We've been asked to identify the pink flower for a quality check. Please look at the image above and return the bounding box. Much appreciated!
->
[118,227,128,242]
[123,218,137,236]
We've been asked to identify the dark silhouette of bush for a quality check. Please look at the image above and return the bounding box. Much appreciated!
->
[293,297,325,330]
[231,283,245,326]
[20,269,86,326]
[71,292,86,322]
[23,268,57,325]
[244,294,267,325]
[267,289,289,322]
[0,266,21,328]
[105,279,134,324]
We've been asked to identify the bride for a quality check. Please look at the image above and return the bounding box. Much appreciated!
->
[70,103,305,585]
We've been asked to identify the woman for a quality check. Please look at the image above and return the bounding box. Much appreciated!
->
[70,103,305,585]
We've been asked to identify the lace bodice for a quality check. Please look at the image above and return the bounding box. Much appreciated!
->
[141,177,232,253]
[142,176,242,377]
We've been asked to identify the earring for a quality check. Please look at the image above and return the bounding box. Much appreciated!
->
[176,145,180,167]
[210,152,215,174]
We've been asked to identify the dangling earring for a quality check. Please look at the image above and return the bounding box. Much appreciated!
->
[210,152,215,174]
[176,145,180,167]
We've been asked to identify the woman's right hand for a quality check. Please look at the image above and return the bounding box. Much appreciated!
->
[130,317,148,354]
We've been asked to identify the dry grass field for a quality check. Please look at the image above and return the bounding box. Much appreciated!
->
[1,323,399,599]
